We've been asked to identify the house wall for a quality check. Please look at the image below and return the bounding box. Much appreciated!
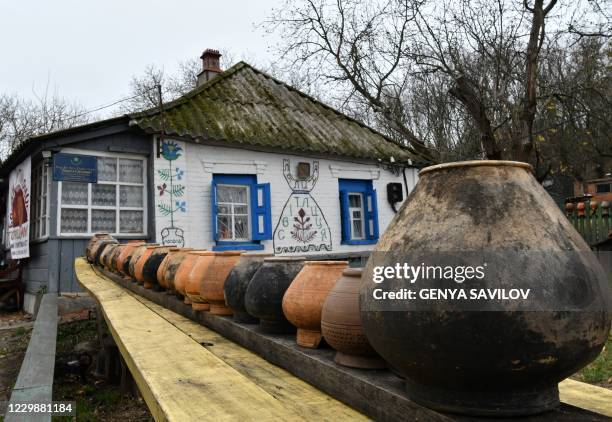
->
[14,129,153,304]
[152,139,418,256]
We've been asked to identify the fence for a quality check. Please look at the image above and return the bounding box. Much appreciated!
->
[565,200,611,247]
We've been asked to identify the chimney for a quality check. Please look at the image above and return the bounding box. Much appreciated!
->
[197,49,222,86]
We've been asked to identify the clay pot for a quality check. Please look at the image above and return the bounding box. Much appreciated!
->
[282,261,348,348]
[134,246,164,285]
[360,160,612,416]
[128,244,158,281]
[224,252,273,323]
[141,246,172,289]
[109,244,125,272]
[321,268,386,369]
[157,249,195,293]
[91,239,117,266]
[101,244,120,270]
[245,257,305,333]
[200,251,242,315]
[174,252,202,303]
[86,233,113,262]
[117,242,146,277]
[184,252,215,311]
[115,240,145,275]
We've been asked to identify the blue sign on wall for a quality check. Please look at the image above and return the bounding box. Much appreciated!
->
[53,153,98,183]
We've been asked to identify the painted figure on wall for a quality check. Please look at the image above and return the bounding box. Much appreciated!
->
[157,140,186,247]
[273,159,332,253]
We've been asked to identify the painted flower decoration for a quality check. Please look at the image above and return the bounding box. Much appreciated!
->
[175,201,187,212]
[161,140,183,161]
[157,183,167,196]
[175,167,184,180]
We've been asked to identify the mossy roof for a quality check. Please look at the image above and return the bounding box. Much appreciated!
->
[129,62,424,163]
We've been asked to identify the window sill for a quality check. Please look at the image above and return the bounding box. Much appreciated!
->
[213,242,264,251]
[341,239,378,245]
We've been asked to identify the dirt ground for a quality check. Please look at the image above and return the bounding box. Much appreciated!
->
[52,316,152,422]
[0,311,32,416]
[0,309,151,422]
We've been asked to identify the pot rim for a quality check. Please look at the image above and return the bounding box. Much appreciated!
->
[188,251,215,256]
[304,260,348,266]
[263,256,306,262]
[342,267,362,276]
[241,252,275,257]
[419,160,533,176]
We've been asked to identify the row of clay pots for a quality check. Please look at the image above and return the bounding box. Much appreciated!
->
[87,235,384,370]
[223,254,385,369]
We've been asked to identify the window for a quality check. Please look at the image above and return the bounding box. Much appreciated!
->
[30,162,51,240]
[348,193,365,240]
[217,184,250,240]
[211,174,271,250]
[596,183,611,193]
[58,154,147,236]
[339,179,379,245]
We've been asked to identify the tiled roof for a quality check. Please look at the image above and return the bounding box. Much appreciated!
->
[129,62,425,163]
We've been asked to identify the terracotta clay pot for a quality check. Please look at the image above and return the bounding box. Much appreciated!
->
[200,251,242,315]
[86,233,113,262]
[128,244,158,281]
[157,249,195,293]
[101,244,120,270]
[282,261,348,348]
[91,239,117,266]
[115,240,145,275]
[360,160,612,416]
[245,257,305,333]
[117,242,146,277]
[224,252,273,323]
[174,252,202,303]
[156,248,181,289]
[185,252,216,311]
[134,246,164,285]
[109,244,125,272]
[321,268,386,369]
[141,246,172,289]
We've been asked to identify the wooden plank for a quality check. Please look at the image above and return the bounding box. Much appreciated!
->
[559,379,612,418]
[5,294,58,422]
[105,267,612,422]
[128,292,367,421]
[75,258,363,422]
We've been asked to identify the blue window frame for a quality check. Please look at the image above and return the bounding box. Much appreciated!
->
[339,179,379,245]
[211,174,272,251]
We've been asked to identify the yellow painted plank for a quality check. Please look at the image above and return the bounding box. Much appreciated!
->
[127,292,366,421]
[559,378,612,417]
[76,258,311,421]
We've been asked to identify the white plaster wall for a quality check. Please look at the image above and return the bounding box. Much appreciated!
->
[153,138,419,255]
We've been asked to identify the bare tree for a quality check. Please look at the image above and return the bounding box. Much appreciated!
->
[0,86,90,160]
[265,0,610,174]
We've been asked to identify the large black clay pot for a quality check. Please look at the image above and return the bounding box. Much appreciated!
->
[245,257,304,333]
[360,160,612,416]
[224,252,273,323]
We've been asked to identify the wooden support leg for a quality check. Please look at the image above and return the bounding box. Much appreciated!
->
[119,355,138,397]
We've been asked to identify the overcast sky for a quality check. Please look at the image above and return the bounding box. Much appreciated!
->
[0,0,283,114]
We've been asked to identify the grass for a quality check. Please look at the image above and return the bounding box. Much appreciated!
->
[12,326,27,337]
[573,332,611,388]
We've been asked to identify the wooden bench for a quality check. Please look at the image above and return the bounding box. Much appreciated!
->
[0,261,24,311]
[4,293,58,422]
[75,257,364,421]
